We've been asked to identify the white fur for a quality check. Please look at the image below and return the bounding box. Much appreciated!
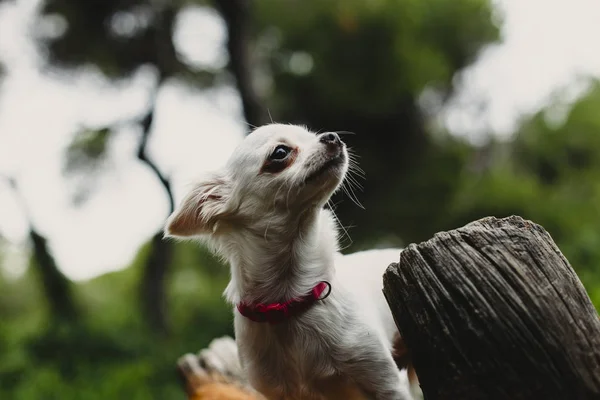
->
[165,124,412,400]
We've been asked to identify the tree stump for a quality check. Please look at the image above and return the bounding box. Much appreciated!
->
[383,216,600,400]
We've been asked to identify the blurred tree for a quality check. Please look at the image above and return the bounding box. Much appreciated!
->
[41,0,201,335]
[40,0,269,335]
[213,0,268,126]
[41,0,184,79]
[39,0,183,335]
[1,177,78,324]
[252,0,500,248]
[28,230,78,322]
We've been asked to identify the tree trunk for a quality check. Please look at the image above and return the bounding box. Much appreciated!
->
[214,0,267,127]
[137,98,175,335]
[136,8,176,332]
[383,215,600,400]
[4,176,79,323]
[30,229,78,322]
[141,232,174,336]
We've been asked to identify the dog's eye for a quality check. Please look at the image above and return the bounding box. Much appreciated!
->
[262,145,295,174]
[269,145,291,161]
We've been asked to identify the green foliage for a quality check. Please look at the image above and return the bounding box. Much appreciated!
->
[255,0,499,112]
[41,0,170,77]
[63,127,114,205]
[3,0,600,398]
[39,0,217,85]
[1,363,182,400]
[253,0,500,248]
[0,241,231,399]
[64,128,112,173]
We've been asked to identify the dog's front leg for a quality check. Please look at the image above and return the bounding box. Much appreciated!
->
[333,335,413,400]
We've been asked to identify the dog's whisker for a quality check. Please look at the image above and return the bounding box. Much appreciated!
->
[242,120,259,130]
[342,182,365,210]
[347,160,365,175]
[327,200,353,248]
[346,148,362,159]
[348,162,366,178]
[344,171,365,193]
[348,179,364,194]
[347,158,366,176]
[343,183,361,206]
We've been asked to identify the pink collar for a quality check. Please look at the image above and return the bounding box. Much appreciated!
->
[236,281,331,324]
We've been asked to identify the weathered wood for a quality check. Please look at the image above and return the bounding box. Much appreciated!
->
[383,215,600,400]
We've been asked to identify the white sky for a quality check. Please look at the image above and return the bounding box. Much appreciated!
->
[444,0,600,139]
[0,0,599,281]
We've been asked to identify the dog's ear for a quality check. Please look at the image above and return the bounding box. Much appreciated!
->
[165,173,233,238]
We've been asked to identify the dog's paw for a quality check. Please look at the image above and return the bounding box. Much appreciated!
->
[178,352,211,394]
[197,336,246,383]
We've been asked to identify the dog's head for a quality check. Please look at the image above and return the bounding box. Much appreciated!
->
[165,124,348,238]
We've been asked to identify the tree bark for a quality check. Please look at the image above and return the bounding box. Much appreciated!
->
[383,215,600,400]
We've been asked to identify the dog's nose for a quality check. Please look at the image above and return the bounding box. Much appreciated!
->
[319,132,341,146]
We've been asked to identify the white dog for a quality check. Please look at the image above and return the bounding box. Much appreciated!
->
[165,124,412,400]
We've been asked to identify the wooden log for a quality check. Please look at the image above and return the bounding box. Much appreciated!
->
[383,216,600,400]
